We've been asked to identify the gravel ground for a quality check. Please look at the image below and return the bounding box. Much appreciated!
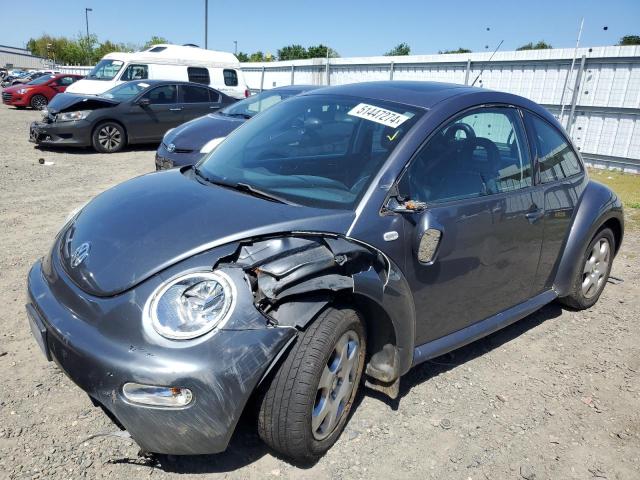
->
[0,102,638,480]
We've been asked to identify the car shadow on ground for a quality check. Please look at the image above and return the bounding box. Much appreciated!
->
[33,143,159,155]
[106,302,565,474]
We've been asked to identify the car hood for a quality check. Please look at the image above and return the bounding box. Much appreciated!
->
[165,112,246,150]
[57,168,355,297]
[47,92,119,114]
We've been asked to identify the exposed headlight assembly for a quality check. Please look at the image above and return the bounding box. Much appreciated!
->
[149,271,235,340]
[56,110,91,122]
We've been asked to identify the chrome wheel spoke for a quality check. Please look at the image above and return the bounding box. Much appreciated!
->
[582,238,610,298]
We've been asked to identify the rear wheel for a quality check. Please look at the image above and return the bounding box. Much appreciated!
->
[92,122,126,153]
[258,306,366,463]
[30,94,48,110]
[559,228,614,310]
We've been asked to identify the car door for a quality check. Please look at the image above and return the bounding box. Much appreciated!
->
[180,85,222,120]
[395,106,545,346]
[523,111,584,294]
[126,84,183,142]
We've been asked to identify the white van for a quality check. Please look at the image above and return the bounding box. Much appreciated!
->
[65,44,249,99]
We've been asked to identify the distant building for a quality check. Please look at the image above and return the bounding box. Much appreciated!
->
[0,44,52,70]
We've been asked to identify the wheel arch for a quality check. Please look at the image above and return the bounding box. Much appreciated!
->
[553,180,624,297]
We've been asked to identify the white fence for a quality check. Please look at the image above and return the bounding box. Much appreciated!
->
[240,45,640,172]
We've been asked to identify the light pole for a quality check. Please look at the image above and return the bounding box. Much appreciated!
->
[204,0,208,49]
[85,8,92,38]
[234,40,237,54]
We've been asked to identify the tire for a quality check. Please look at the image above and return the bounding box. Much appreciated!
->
[30,94,48,110]
[92,122,126,153]
[559,228,614,310]
[258,306,366,463]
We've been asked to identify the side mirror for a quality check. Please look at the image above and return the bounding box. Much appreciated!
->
[137,98,151,107]
[385,196,427,213]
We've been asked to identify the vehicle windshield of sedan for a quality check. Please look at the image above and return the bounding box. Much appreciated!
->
[27,75,56,86]
[197,94,423,209]
[219,90,295,119]
[86,59,124,80]
[100,82,149,101]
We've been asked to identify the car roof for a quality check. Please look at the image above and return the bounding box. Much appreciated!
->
[268,85,318,93]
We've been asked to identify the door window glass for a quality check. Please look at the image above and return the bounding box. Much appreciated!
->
[527,114,582,183]
[187,67,210,85]
[400,107,532,204]
[142,85,177,104]
[223,69,238,86]
[208,89,221,103]
[58,76,75,86]
[121,64,148,81]
[182,85,211,103]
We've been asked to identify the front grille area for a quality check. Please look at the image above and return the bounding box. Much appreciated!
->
[2,92,13,103]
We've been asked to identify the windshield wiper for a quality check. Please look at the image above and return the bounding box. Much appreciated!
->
[193,168,296,205]
[225,112,252,119]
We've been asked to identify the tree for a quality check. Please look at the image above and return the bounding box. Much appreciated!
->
[143,36,169,50]
[516,40,552,51]
[439,48,472,54]
[249,51,273,62]
[306,44,339,59]
[385,43,411,56]
[277,44,307,61]
[618,35,640,46]
[236,51,250,62]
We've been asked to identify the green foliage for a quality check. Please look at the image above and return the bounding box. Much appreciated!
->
[277,44,308,61]
[248,51,274,62]
[236,51,250,62]
[306,44,339,59]
[439,48,472,54]
[385,43,411,56]
[27,33,135,65]
[142,36,169,50]
[516,40,553,51]
[618,35,640,46]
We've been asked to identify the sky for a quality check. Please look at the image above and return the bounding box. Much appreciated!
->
[1,0,639,57]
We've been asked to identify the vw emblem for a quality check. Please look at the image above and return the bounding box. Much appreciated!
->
[70,242,91,268]
[166,143,176,153]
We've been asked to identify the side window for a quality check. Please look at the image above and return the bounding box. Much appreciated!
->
[527,114,582,183]
[223,69,238,86]
[401,107,532,204]
[142,85,177,104]
[121,64,148,81]
[208,89,221,103]
[187,67,210,85]
[181,85,211,103]
[58,76,75,86]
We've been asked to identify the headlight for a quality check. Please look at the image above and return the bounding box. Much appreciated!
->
[56,110,91,122]
[149,271,235,340]
[200,137,225,154]
[17,88,29,94]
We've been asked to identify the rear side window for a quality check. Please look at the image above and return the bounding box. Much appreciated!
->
[187,67,210,85]
[181,85,211,103]
[58,76,76,86]
[223,69,238,86]
[121,64,148,81]
[527,114,582,183]
[208,89,221,103]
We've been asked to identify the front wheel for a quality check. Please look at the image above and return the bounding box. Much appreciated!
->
[559,228,614,310]
[92,122,126,153]
[30,94,48,110]
[258,306,366,463]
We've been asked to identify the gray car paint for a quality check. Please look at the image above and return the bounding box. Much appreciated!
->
[26,81,623,456]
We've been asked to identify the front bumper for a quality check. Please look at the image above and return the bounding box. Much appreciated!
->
[26,257,297,455]
[2,92,28,106]
[156,142,206,171]
[30,120,92,148]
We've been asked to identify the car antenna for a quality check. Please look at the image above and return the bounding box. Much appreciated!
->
[471,39,504,87]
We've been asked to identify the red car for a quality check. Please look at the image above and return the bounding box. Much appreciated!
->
[2,74,83,110]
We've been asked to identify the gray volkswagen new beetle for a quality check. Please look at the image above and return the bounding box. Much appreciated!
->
[27,81,623,463]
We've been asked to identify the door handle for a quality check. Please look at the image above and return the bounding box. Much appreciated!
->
[169,107,182,111]
[525,207,544,224]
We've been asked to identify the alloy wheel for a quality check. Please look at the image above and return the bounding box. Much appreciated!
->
[582,238,610,298]
[98,126,122,151]
[31,95,47,110]
[312,330,360,440]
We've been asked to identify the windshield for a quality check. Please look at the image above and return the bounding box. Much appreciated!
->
[27,75,56,86]
[220,90,298,119]
[100,81,150,101]
[86,59,124,80]
[198,94,423,209]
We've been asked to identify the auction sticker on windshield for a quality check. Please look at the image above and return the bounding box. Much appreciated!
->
[348,103,411,128]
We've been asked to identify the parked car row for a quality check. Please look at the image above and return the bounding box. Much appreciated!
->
[3,73,83,109]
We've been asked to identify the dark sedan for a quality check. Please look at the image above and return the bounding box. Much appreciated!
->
[155,85,317,170]
[27,81,623,463]
[29,80,236,153]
